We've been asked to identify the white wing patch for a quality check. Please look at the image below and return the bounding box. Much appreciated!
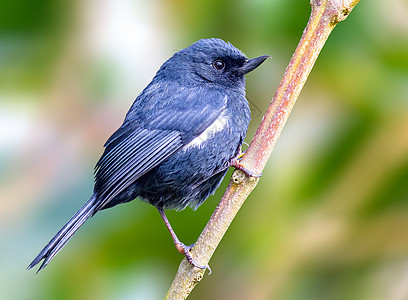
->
[183,114,228,150]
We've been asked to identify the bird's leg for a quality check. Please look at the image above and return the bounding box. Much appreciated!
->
[157,207,208,270]
[230,149,262,178]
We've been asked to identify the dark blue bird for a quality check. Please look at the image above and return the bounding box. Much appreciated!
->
[28,38,268,272]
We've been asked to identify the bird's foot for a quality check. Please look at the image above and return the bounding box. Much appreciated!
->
[175,242,212,274]
[157,207,211,273]
[230,154,262,178]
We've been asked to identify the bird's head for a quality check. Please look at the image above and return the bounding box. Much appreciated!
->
[157,38,269,90]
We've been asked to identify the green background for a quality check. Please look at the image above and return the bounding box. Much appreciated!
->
[1,0,408,299]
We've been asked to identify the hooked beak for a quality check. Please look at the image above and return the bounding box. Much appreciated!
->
[240,55,270,75]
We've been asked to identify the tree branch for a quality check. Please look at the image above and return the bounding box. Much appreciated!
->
[165,0,361,299]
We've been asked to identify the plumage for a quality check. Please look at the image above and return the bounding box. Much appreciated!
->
[28,38,268,272]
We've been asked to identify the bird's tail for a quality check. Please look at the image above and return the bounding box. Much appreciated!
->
[27,194,98,273]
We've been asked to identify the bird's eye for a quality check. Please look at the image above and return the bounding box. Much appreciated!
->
[213,59,225,70]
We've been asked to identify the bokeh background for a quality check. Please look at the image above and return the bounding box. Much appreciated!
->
[1,0,407,299]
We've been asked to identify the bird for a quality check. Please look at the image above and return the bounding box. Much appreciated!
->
[28,38,269,273]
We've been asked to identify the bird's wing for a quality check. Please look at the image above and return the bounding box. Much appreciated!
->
[94,128,182,208]
[93,90,227,210]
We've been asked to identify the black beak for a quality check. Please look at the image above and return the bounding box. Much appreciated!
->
[240,55,270,75]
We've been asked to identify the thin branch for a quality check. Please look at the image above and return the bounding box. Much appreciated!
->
[165,0,361,299]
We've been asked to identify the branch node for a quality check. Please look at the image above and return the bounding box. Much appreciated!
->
[232,170,246,184]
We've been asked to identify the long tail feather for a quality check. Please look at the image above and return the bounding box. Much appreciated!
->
[27,194,97,273]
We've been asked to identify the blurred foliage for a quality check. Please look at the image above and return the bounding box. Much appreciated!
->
[1,0,408,299]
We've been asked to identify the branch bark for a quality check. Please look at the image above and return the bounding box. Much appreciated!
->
[165,1,361,299]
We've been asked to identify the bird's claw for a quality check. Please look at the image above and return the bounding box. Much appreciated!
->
[230,155,262,178]
[176,242,212,274]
